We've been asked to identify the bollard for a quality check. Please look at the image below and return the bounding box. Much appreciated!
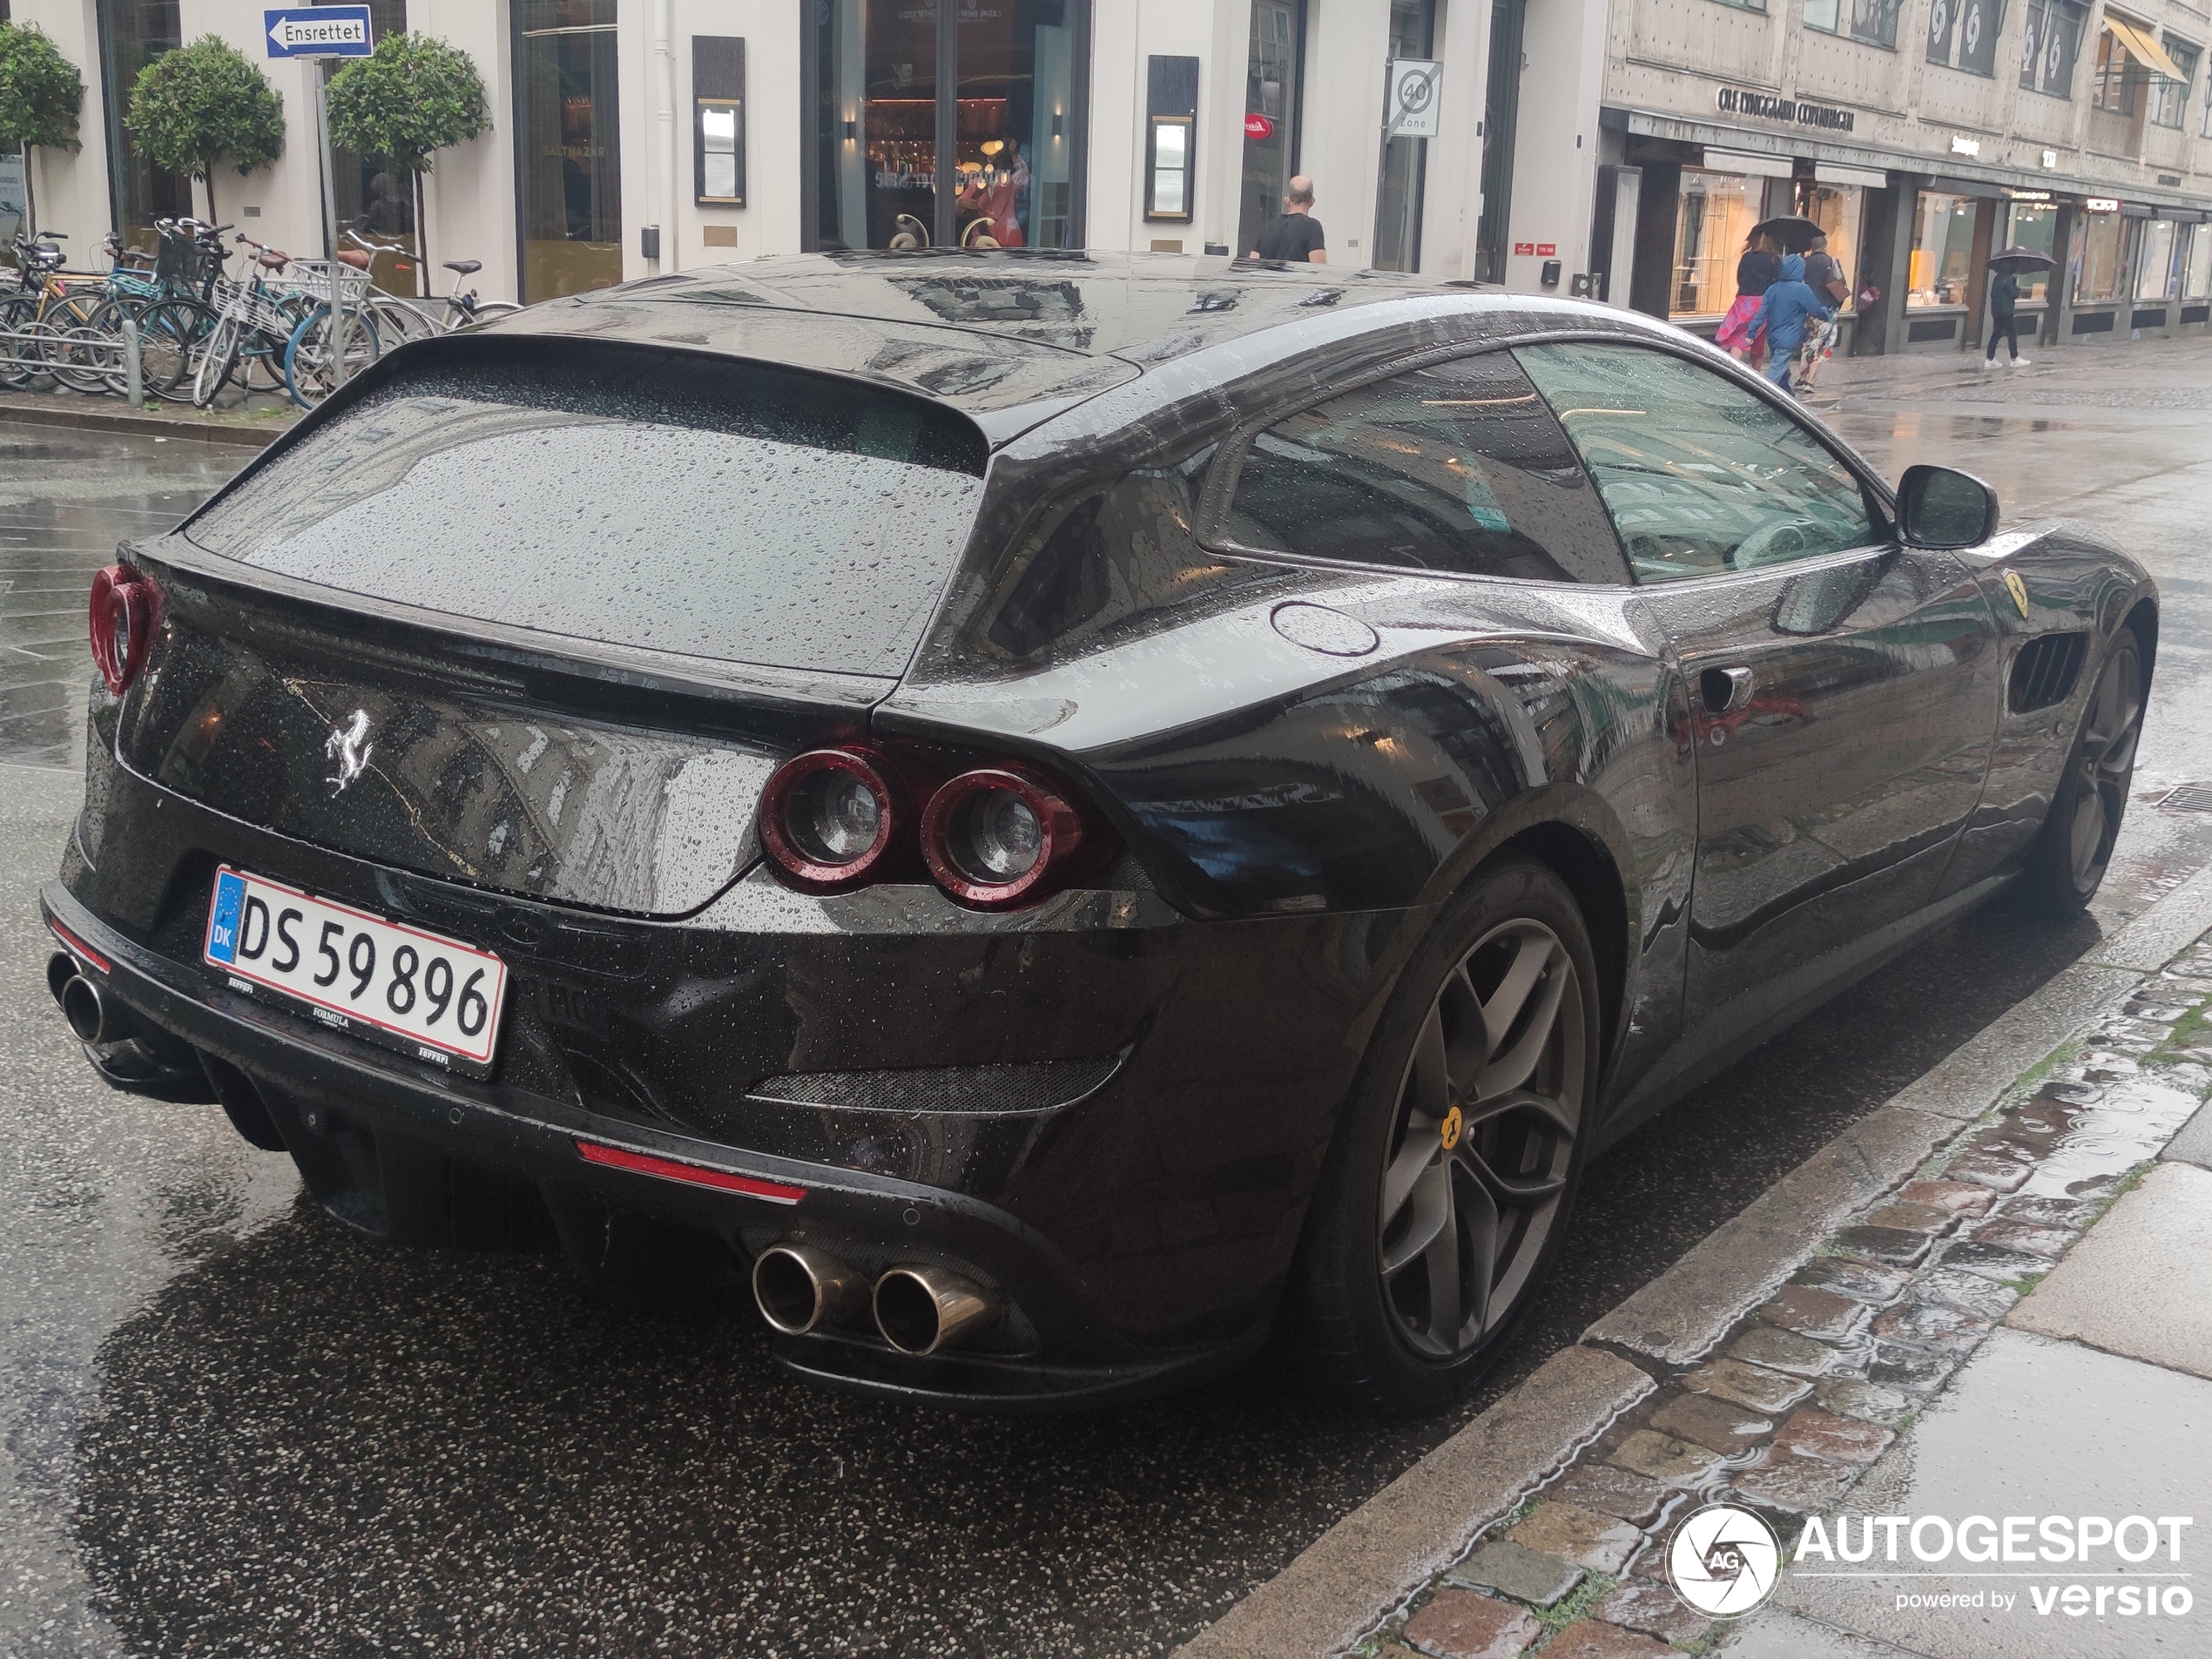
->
[120,312,144,409]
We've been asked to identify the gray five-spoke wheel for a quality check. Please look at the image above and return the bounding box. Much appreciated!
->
[1376,919,1586,1358]
[2067,644,2142,893]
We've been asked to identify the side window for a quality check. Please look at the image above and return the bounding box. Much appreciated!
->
[1514,342,1878,583]
[1216,352,1631,584]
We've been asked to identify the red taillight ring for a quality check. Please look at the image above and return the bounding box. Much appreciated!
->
[89,563,154,697]
[921,766,1082,909]
[758,747,903,890]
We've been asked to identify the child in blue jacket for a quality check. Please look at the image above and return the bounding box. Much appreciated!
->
[1751,254,1832,395]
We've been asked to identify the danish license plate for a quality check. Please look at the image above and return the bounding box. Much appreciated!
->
[204,867,508,1076]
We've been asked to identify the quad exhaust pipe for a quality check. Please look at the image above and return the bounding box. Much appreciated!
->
[751,1242,1000,1355]
[49,951,138,1045]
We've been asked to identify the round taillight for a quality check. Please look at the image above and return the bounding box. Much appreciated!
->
[89,564,153,696]
[921,767,1082,908]
[759,748,902,889]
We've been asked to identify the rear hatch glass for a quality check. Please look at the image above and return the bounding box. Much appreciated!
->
[185,341,988,678]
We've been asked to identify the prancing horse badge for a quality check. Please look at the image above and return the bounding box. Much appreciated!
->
[2003,570,2031,619]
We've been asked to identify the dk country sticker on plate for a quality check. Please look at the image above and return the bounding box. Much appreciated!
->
[204,867,508,1075]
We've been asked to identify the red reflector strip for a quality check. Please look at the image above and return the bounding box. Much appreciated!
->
[46,919,112,974]
[575,1140,806,1204]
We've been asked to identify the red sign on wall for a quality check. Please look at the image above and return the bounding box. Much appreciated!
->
[1536,243,1557,257]
[1244,112,1276,141]
[1513,241,1534,256]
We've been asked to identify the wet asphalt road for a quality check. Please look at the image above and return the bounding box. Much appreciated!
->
[6,338,2212,1657]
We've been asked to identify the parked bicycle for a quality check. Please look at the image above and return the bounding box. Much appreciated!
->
[341,226,521,340]
[0,232,116,395]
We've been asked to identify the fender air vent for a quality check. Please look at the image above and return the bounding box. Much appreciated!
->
[2008,631,2088,714]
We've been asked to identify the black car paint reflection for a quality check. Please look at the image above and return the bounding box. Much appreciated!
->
[44,252,2155,1407]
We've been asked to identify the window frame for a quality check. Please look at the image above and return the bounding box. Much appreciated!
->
[1196,331,1898,589]
[1506,336,1900,590]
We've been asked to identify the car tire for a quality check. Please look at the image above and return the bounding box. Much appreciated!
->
[1285,854,1600,1415]
[2020,631,2145,917]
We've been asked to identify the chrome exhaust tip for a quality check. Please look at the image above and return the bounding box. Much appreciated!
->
[47,951,76,1008]
[752,1243,869,1335]
[59,972,134,1046]
[873,1264,1000,1356]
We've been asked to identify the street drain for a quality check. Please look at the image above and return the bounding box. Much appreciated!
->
[2156,783,2212,812]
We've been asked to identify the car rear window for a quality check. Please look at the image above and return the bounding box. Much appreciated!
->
[185,342,989,678]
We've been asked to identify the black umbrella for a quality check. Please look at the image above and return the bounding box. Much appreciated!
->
[1988,246,2056,272]
[1750,214,1824,252]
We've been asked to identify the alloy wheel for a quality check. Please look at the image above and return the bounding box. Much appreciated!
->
[2066,643,2142,893]
[1376,919,1586,1358]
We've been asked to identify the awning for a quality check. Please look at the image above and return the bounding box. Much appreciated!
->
[1703,147,1796,179]
[2103,15,2184,81]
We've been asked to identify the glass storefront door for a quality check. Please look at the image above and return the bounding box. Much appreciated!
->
[514,0,622,302]
[1238,0,1305,258]
[2001,199,2060,302]
[809,2,1085,253]
[1371,0,1435,272]
[327,1,415,292]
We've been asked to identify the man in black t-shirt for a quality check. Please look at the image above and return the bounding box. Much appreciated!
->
[1251,176,1328,264]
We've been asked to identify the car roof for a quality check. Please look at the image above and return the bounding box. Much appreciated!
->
[482,250,1658,442]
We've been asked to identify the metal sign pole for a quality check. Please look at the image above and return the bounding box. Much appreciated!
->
[307,62,347,386]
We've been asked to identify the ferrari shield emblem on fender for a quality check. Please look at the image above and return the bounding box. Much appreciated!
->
[2003,570,2031,619]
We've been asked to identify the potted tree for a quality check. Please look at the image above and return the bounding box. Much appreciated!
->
[0,21,84,239]
[327,32,488,293]
[124,36,283,226]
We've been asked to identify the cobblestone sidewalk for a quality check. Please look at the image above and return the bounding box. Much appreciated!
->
[1352,932,2212,1659]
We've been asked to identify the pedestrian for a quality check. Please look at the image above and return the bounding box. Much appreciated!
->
[1250,176,1328,265]
[1985,266,2029,368]
[1750,253,1832,395]
[1713,232,1782,364]
[1796,233,1851,392]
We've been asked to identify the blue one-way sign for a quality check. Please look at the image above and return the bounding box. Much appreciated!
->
[264,6,374,57]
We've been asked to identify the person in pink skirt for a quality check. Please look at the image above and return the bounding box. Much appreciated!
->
[1714,233,1782,366]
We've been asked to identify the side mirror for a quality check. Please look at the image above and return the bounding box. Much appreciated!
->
[1896,464,1999,550]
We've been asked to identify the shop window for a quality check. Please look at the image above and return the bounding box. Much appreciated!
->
[1806,0,1902,47]
[694,37,745,206]
[1805,184,1866,311]
[1927,0,2005,74]
[95,0,192,254]
[514,0,622,303]
[1144,56,1197,222]
[2000,199,2060,302]
[1669,168,1759,320]
[2020,0,2088,96]
[2151,37,2199,127]
[326,2,414,291]
[2134,219,2182,301]
[806,0,1087,252]
[1238,1,1305,260]
[2184,223,2212,300]
[2074,208,2129,303]
[1907,192,1979,307]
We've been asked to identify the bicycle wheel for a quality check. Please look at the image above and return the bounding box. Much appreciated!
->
[52,297,131,395]
[133,299,219,398]
[370,295,441,345]
[283,305,381,408]
[192,313,242,408]
[0,295,46,391]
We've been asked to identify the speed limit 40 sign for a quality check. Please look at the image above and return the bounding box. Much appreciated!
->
[1386,58,1442,138]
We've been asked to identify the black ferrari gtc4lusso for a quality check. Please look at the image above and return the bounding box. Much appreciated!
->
[44,253,2154,1413]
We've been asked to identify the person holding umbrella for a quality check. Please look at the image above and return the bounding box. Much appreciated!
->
[1750,253,1833,395]
[1985,246,2054,368]
[1714,231,1784,365]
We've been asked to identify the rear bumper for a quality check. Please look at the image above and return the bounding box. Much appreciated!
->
[39,879,1326,1408]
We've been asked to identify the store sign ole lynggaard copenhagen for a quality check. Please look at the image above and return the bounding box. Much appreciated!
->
[1715,85,1858,134]
[264,5,374,57]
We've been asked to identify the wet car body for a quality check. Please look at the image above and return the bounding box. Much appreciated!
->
[44,252,2155,1408]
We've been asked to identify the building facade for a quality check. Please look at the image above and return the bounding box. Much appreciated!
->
[1597,0,2212,352]
[10,0,1610,308]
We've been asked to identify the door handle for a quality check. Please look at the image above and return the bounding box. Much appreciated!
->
[1699,665,1754,714]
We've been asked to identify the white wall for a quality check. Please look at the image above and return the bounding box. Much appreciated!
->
[12,0,1612,301]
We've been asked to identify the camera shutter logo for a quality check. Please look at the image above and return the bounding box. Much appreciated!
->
[1669,1504,1781,1615]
